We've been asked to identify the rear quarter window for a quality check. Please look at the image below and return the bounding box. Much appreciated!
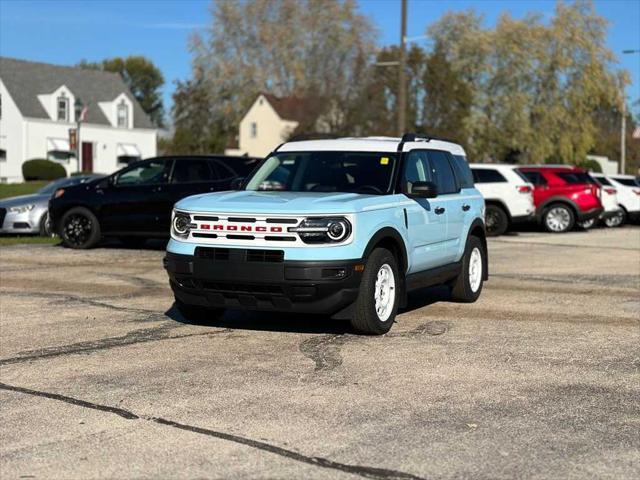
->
[555,172,594,184]
[472,168,507,183]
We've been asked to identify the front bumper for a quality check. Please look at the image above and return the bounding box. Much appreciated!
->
[0,207,42,234]
[164,248,364,315]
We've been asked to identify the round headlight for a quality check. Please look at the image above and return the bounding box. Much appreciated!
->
[327,220,348,241]
[173,214,191,235]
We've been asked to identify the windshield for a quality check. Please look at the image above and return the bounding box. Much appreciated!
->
[245,151,397,195]
[37,176,94,195]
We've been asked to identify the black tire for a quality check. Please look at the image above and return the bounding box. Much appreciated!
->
[39,211,53,237]
[542,203,575,233]
[119,236,147,248]
[577,218,597,230]
[175,298,225,324]
[485,204,509,236]
[350,247,400,335]
[450,235,485,303]
[604,210,625,228]
[60,207,101,249]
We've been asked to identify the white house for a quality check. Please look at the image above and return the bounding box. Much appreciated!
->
[226,93,314,158]
[0,57,157,183]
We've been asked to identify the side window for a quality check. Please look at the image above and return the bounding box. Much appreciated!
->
[472,169,508,184]
[116,159,172,186]
[451,155,474,188]
[171,159,215,183]
[427,150,458,194]
[211,159,238,181]
[520,171,547,186]
[401,151,432,192]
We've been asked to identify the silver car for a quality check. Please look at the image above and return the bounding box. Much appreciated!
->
[0,176,102,236]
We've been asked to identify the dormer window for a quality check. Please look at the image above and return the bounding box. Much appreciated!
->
[57,93,69,122]
[117,100,128,128]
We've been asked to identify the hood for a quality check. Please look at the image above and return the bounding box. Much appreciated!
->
[0,193,49,208]
[175,190,404,215]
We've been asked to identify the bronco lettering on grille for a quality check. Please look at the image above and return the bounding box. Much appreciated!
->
[202,224,284,233]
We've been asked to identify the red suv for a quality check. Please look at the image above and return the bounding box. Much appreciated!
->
[516,166,603,233]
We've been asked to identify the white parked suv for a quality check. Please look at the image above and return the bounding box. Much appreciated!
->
[584,174,624,228]
[470,164,535,236]
[595,174,640,225]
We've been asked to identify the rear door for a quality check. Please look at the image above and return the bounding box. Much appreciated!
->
[166,158,225,208]
[401,150,449,273]
[427,150,463,263]
[100,158,173,235]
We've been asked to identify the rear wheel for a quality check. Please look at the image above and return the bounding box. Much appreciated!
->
[450,235,485,302]
[604,210,625,228]
[39,211,53,237]
[577,218,597,230]
[542,204,575,233]
[485,205,509,236]
[350,248,399,335]
[60,207,101,249]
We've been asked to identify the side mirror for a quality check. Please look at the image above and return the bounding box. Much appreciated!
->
[409,181,438,198]
[230,177,245,190]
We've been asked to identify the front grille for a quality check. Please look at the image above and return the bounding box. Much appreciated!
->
[194,247,284,263]
[0,208,6,228]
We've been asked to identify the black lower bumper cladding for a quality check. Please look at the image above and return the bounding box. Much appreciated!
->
[164,247,364,315]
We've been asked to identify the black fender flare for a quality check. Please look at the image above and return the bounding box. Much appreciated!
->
[467,217,489,280]
[536,196,580,218]
[483,199,512,221]
[362,227,409,307]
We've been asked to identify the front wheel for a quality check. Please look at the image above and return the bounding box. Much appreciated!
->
[542,204,575,233]
[350,248,400,335]
[60,207,101,249]
[604,210,625,228]
[450,235,485,303]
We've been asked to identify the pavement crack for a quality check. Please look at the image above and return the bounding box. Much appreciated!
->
[0,324,230,366]
[0,382,426,480]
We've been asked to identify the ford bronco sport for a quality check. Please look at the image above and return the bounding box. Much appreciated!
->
[164,134,488,334]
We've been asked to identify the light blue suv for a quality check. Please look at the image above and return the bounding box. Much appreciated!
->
[164,134,487,334]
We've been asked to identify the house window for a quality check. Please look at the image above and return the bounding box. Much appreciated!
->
[250,122,258,138]
[0,149,6,162]
[117,101,129,128]
[48,150,74,163]
[57,94,69,121]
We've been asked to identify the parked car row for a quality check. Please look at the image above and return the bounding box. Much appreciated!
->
[1,154,638,245]
[471,164,640,235]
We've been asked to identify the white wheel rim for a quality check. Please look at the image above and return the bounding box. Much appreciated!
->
[374,264,396,322]
[469,247,482,293]
[546,207,571,232]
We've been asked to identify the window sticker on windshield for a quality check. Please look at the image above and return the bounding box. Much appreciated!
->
[380,157,389,165]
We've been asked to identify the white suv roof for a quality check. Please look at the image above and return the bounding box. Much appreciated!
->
[278,136,466,156]
[470,163,522,171]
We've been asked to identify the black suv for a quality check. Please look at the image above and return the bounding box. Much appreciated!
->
[49,155,260,249]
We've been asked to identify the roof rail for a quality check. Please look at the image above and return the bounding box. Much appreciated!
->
[397,132,458,151]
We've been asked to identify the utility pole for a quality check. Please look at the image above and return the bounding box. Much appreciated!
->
[397,0,407,136]
[620,49,640,174]
[621,94,626,174]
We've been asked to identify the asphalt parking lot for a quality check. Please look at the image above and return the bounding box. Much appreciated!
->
[1,227,639,479]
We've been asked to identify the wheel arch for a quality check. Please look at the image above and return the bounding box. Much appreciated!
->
[537,197,580,218]
[484,199,512,222]
[362,227,409,308]
[467,217,488,280]
[54,203,101,234]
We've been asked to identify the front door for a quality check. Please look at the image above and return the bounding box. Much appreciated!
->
[401,150,449,273]
[81,142,93,172]
[100,158,174,235]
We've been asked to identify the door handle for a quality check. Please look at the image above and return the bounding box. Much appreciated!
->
[462,204,471,211]
[435,207,446,215]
